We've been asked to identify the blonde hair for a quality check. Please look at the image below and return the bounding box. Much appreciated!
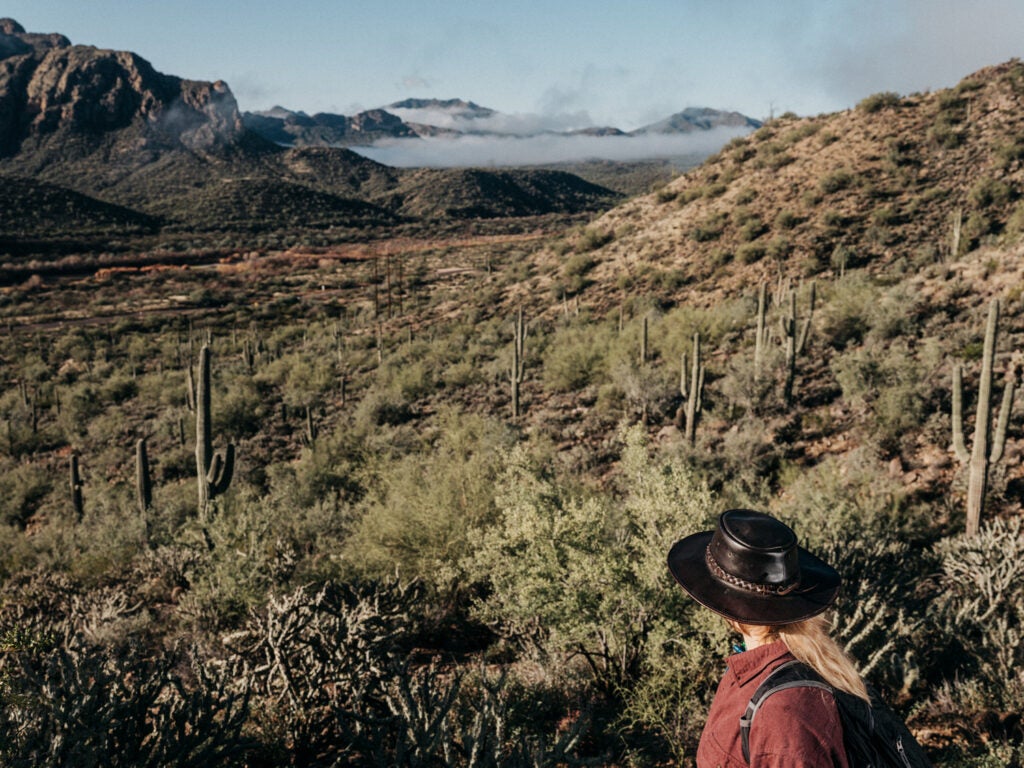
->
[734,615,870,703]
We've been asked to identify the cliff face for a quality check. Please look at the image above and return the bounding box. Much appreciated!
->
[0,18,242,156]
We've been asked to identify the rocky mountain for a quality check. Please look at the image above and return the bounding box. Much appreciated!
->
[0,19,619,241]
[0,18,243,156]
[243,107,418,147]
[631,106,762,135]
[242,99,760,149]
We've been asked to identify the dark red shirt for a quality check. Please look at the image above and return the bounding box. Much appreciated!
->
[696,640,850,768]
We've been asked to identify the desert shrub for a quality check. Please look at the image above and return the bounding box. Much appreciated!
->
[462,427,717,712]
[655,186,679,203]
[774,446,907,547]
[774,209,800,230]
[58,382,105,437]
[831,338,941,453]
[351,385,413,428]
[561,251,599,295]
[575,227,614,253]
[735,187,757,204]
[858,91,902,113]
[961,210,992,248]
[819,169,855,194]
[541,322,610,392]
[737,216,767,242]
[341,410,511,583]
[0,460,52,528]
[968,178,1012,209]
[928,123,964,149]
[214,377,266,440]
[704,182,728,198]
[818,273,876,348]
[765,236,791,260]
[608,360,677,424]
[736,242,766,264]
[690,212,728,242]
[994,134,1024,169]
[1006,200,1024,236]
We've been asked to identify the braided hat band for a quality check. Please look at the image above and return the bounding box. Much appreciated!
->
[704,546,800,596]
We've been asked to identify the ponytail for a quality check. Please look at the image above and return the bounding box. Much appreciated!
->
[777,614,870,703]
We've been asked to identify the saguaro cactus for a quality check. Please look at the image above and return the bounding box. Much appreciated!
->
[780,283,815,407]
[136,437,152,515]
[952,300,1017,536]
[511,308,526,419]
[674,333,706,444]
[70,453,84,521]
[639,316,649,366]
[754,283,769,380]
[195,345,235,520]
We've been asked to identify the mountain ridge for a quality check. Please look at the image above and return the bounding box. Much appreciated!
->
[0,19,620,240]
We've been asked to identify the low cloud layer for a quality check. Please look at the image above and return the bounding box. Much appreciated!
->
[386,105,598,136]
[351,126,750,168]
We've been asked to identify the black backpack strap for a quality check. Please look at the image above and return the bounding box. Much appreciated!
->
[740,660,834,764]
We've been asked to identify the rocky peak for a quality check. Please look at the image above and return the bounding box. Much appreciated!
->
[0,18,70,59]
[0,20,242,155]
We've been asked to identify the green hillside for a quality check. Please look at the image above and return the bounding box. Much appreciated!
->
[0,63,1023,767]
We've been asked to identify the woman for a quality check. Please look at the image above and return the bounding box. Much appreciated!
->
[667,508,868,768]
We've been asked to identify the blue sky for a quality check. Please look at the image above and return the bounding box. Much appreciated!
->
[5,1,1024,130]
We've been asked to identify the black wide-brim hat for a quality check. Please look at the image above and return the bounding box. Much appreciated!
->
[667,509,840,626]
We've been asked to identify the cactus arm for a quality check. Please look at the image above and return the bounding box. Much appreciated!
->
[207,445,235,497]
[990,372,1016,464]
[952,364,970,463]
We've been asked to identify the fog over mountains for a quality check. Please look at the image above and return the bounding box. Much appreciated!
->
[242,100,762,168]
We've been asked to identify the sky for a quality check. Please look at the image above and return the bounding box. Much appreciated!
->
[5,1,1024,165]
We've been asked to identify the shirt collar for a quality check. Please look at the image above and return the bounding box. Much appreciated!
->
[726,640,792,687]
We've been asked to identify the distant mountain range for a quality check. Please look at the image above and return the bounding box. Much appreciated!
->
[241,99,762,149]
[0,17,760,245]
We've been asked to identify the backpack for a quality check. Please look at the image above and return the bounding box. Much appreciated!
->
[740,660,933,767]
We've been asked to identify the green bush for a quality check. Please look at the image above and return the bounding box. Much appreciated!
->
[541,322,610,392]
[690,212,728,242]
[736,242,766,264]
[968,178,1012,209]
[462,427,717,716]
[0,460,52,528]
[342,410,511,583]
[857,91,902,113]
[819,169,856,194]
[575,227,615,253]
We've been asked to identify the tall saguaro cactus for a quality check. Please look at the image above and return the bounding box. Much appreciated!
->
[136,437,152,515]
[952,300,1017,536]
[511,308,526,419]
[780,283,815,407]
[69,453,84,521]
[754,283,770,380]
[674,333,706,444]
[195,345,235,520]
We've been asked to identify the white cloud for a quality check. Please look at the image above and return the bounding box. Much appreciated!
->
[350,127,751,168]
[385,106,596,135]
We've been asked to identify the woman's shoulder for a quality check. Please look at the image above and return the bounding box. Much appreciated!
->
[748,685,847,765]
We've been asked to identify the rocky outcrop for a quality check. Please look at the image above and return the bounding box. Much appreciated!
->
[0,18,242,156]
[242,107,416,147]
